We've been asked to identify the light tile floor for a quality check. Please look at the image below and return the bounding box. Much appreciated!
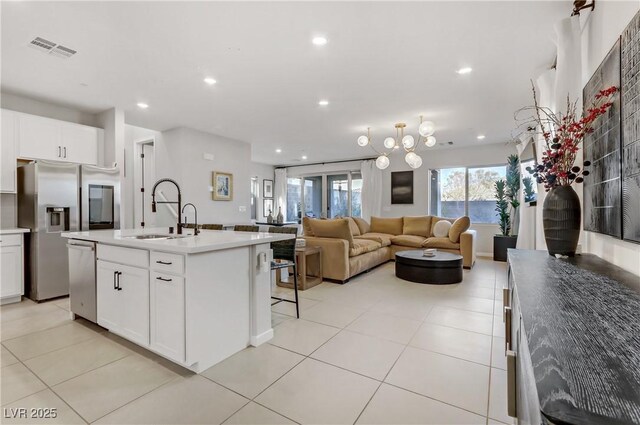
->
[0,258,513,424]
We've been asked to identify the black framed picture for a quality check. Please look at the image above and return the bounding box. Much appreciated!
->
[263,199,274,217]
[263,179,273,198]
[391,171,414,204]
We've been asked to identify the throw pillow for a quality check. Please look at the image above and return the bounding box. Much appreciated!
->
[302,217,314,236]
[346,217,361,236]
[449,216,471,243]
[352,217,371,234]
[433,220,452,238]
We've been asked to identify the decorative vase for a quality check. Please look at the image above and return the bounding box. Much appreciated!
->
[276,207,284,224]
[267,210,273,224]
[542,185,581,256]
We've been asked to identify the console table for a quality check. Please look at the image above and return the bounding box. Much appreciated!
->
[504,250,640,425]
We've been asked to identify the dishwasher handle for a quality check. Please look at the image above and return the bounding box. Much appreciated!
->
[67,244,95,252]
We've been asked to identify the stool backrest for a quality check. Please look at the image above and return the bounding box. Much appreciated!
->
[234,225,259,232]
[269,226,297,262]
[200,224,223,230]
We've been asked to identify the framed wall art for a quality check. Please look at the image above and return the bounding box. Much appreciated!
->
[212,171,233,201]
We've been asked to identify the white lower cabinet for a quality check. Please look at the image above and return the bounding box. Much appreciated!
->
[0,234,24,304]
[97,259,150,346]
[150,272,185,362]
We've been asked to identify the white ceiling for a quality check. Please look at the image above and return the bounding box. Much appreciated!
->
[1,1,569,165]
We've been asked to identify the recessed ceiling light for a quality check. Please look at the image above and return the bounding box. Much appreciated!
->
[477,135,486,140]
[275,149,282,153]
[312,36,328,46]
[137,102,149,109]
[456,67,473,75]
[318,100,329,106]
[204,77,217,85]
[301,155,308,160]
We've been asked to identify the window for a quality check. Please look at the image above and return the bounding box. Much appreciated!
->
[430,165,506,224]
[286,171,361,221]
[351,172,362,218]
[520,159,537,203]
[250,177,258,220]
[286,177,301,222]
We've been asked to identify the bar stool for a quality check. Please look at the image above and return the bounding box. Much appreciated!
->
[200,224,223,230]
[269,226,299,318]
[234,225,259,232]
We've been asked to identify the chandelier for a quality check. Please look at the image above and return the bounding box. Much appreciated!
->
[356,116,436,169]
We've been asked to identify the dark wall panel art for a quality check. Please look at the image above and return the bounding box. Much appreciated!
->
[391,171,414,204]
[622,10,640,244]
[583,39,622,238]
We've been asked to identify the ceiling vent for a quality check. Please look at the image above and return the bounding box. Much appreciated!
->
[28,37,77,59]
[50,45,77,58]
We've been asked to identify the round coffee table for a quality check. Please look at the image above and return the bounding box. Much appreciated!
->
[395,250,463,284]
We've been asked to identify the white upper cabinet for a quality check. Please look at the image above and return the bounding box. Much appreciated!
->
[12,110,100,165]
[1,109,17,192]
[18,113,62,160]
[62,124,99,164]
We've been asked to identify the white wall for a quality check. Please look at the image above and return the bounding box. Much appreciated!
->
[581,1,640,276]
[153,127,253,225]
[380,143,517,255]
[251,162,275,220]
[1,92,99,127]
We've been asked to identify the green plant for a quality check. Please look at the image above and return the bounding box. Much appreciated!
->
[495,179,510,236]
[505,154,521,236]
[523,177,536,203]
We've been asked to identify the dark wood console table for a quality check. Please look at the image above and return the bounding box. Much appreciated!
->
[504,250,640,425]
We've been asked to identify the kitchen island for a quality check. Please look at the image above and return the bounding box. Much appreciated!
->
[62,228,295,373]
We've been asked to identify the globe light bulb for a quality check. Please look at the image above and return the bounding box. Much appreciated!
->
[405,152,422,169]
[424,135,436,147]
[357,135,369,147]
[383,137,396,149]
[418,121,435,137]
[411,155,423,169]
[402,135,415,149]
[375,155,390,170]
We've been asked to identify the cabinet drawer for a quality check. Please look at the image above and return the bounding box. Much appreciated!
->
[0,234,22,247]
[98,244,148,268]
[150,251,184,275]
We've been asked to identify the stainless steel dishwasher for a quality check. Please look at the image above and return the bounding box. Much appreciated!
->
[67,240,97,323]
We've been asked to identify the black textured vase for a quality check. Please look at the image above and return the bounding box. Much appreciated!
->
[543,185,581,256]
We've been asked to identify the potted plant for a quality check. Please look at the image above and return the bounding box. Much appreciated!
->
[493,154,520,261]
[520,84,617,256]
[523,176,536,205]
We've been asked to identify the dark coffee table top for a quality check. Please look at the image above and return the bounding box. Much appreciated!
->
[395,250,463,263]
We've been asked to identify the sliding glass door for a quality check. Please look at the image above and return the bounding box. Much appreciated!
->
[327,174,349,218]
[287,171,361,222]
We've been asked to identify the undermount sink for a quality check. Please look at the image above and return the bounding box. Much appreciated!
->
[125,234,188,240]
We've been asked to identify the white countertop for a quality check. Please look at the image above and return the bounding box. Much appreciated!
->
[61,228,295,254]
[0,228,30,234]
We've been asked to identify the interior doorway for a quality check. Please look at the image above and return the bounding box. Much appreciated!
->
[133,139,155,228]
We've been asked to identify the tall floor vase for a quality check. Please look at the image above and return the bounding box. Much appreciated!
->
[542,185,581,256]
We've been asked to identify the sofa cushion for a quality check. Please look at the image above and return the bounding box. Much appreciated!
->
[346,217,361,236]
[430,216,455,237]
[352,217,370,235]
[423,237,461,250]
[357,232,393,247]
[302,217,314,236]
[391,234,428,248]
[370,217,403,235]
[402,216,432,237]
[308,218,354,248]
[349,239,382,257]
[449,216,471,243]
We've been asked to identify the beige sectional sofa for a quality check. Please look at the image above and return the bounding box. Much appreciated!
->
[302,216,476,283]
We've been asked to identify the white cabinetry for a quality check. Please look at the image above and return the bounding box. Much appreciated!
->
[97,259,150,346]
[0,233,24,304]
[12,110,101,165]
[1,110,17,193]
[150,271,185,361]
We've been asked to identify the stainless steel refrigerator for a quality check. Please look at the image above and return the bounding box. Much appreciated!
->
[18,161,120,302]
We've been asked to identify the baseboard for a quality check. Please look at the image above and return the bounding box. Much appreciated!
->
[477,252,493,258]
[250,328,274,346]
